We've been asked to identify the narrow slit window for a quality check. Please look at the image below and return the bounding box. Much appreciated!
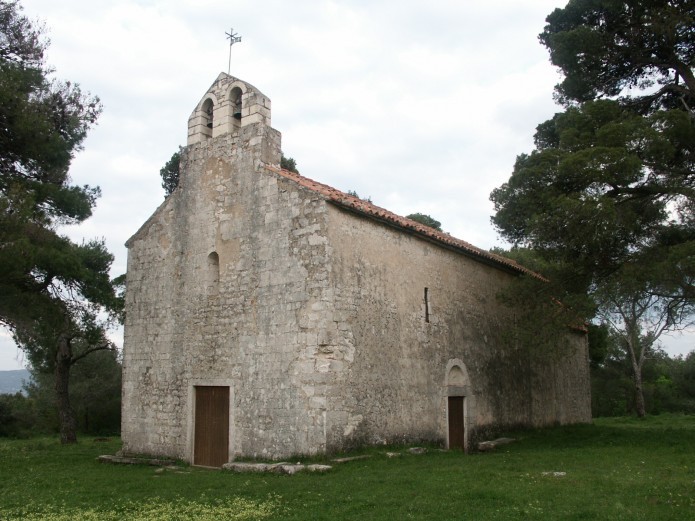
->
[424,287,430,323]
[207,251,220,295]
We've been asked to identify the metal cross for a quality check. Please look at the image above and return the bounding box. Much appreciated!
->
[225,28,242,75]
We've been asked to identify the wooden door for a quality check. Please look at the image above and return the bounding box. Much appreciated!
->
[194,386,230,466]
[448,396,465,450]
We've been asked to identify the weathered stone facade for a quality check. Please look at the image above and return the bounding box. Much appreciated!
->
[121,73,591,464]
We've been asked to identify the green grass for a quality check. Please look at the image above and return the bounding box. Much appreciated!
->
[1,415,694,520]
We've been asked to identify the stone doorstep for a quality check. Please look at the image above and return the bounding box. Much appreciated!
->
[99,447,434,474]
[225,448,436,473]
[477,437,516,452]
[222,462,332,475]
[97,454,179,467]
[97,455,328,475]
[222,453,380,474]
[330,454,372,463]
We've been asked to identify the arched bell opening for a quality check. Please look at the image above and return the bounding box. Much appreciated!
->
[230,87,243,121]
[201,98,214,134]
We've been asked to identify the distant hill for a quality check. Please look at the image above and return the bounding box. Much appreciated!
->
[0,369,31,395]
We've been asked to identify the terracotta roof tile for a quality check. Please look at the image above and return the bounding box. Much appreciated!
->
[264,165,544,279]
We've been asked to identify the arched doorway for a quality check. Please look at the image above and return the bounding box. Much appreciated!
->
[448,396,465,449]
[445,361,473,452]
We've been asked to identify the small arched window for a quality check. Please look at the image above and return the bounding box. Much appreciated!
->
[202,98,214,130]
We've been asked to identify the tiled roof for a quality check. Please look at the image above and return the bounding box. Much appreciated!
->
[264,165,544,279]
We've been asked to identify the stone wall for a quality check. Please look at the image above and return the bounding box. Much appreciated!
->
[322,205,591,451]
[123,132,591,461]
[123,121,340,460]
[122,75,590,463]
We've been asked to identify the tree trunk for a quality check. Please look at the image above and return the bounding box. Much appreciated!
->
[624,327,647,418]
[631,361,647,418]
[55,337,77,444]
[676,62,695,100]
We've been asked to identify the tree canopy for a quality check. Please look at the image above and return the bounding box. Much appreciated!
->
[406,213,443,232]
[0,1,120,442]
[492,100,695,298]
[347,189,372,203]
[540,0,694,114]
[491,0,695,417]
[280,153,298,173]
[160,147,181,197]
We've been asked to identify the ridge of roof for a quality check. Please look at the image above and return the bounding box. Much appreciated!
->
[264,164,545,280]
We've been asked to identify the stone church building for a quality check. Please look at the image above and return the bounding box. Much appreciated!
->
[121,73,591,466]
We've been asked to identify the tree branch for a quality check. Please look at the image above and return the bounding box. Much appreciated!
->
[70,342,114,366]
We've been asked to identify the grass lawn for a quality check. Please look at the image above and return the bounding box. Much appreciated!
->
[0,415,693,520]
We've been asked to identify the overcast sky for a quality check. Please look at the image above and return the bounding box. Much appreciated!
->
[1,0,692,370]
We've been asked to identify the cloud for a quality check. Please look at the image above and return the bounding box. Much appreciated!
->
[0,329,27,371]
[6,0,687,369]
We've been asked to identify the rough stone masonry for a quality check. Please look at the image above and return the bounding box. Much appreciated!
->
[121,73,591,465]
